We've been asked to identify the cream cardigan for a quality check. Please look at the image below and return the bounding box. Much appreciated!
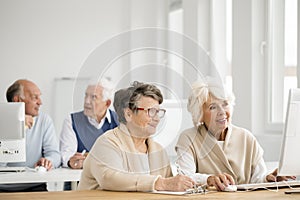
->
[77,124,172,191]
[176,124,266,184]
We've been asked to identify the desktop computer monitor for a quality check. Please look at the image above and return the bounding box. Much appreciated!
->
[0,102,26,163]
[278,88,300,176]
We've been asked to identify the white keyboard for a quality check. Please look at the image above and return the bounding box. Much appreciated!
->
[0,166,26,172]
[237,180,300,191]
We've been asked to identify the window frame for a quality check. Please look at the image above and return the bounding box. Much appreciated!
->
[265,0,298,132]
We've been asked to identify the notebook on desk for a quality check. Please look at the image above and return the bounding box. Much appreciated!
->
[237,180,300,191]
[0,166,26,172]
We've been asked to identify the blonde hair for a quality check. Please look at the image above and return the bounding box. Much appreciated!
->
[187,77,235,126]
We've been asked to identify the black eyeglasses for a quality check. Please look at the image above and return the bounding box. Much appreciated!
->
[136,107,166,118]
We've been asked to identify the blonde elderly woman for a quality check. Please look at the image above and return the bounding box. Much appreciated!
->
[175,77,295,191]
[78,81,195,192]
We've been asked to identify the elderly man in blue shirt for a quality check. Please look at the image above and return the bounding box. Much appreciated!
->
[0,79,61,192]
[59,78,119,190]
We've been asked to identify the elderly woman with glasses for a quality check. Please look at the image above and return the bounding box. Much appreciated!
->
[175,77,295,191]
[78,81,195,192]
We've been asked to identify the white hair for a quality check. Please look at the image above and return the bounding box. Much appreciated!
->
[88,77,114,101]
[187,77,235,126]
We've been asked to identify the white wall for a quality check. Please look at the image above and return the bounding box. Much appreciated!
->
[0,0,128,119]
[0,0,169,133]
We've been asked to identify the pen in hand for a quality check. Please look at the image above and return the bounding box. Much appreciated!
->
[175,161,185,175]
[175,161,201,192]
[74,149,86,167]
[81,149,86,156]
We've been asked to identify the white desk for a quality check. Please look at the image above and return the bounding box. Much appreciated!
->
[0,167,82,190]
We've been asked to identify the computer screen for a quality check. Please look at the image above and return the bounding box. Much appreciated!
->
[278,88,300,176]
[0,102,26,163]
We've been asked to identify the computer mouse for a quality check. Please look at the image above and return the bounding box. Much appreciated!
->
[223,185,237,192]
[35,166,47,173]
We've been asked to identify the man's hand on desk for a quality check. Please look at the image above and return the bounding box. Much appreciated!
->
[35,157,53,171]
[68,152,86,169]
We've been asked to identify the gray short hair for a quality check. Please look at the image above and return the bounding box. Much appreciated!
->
[128,82,163,111]
[187,77,235,126]
[88,77,114,101]
[113,81,163,124]
[113,81,142,124]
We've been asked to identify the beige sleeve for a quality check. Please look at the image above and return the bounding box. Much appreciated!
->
[88,136,160,192]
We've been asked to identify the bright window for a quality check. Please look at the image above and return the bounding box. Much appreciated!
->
[268,0,298,125]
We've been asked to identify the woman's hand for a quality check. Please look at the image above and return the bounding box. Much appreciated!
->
[155,175,195,191]
[266,168,296,182]
[207,173,235,191]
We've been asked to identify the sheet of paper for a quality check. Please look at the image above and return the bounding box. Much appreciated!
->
[150,190,204,195]
[151,191,187,195]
